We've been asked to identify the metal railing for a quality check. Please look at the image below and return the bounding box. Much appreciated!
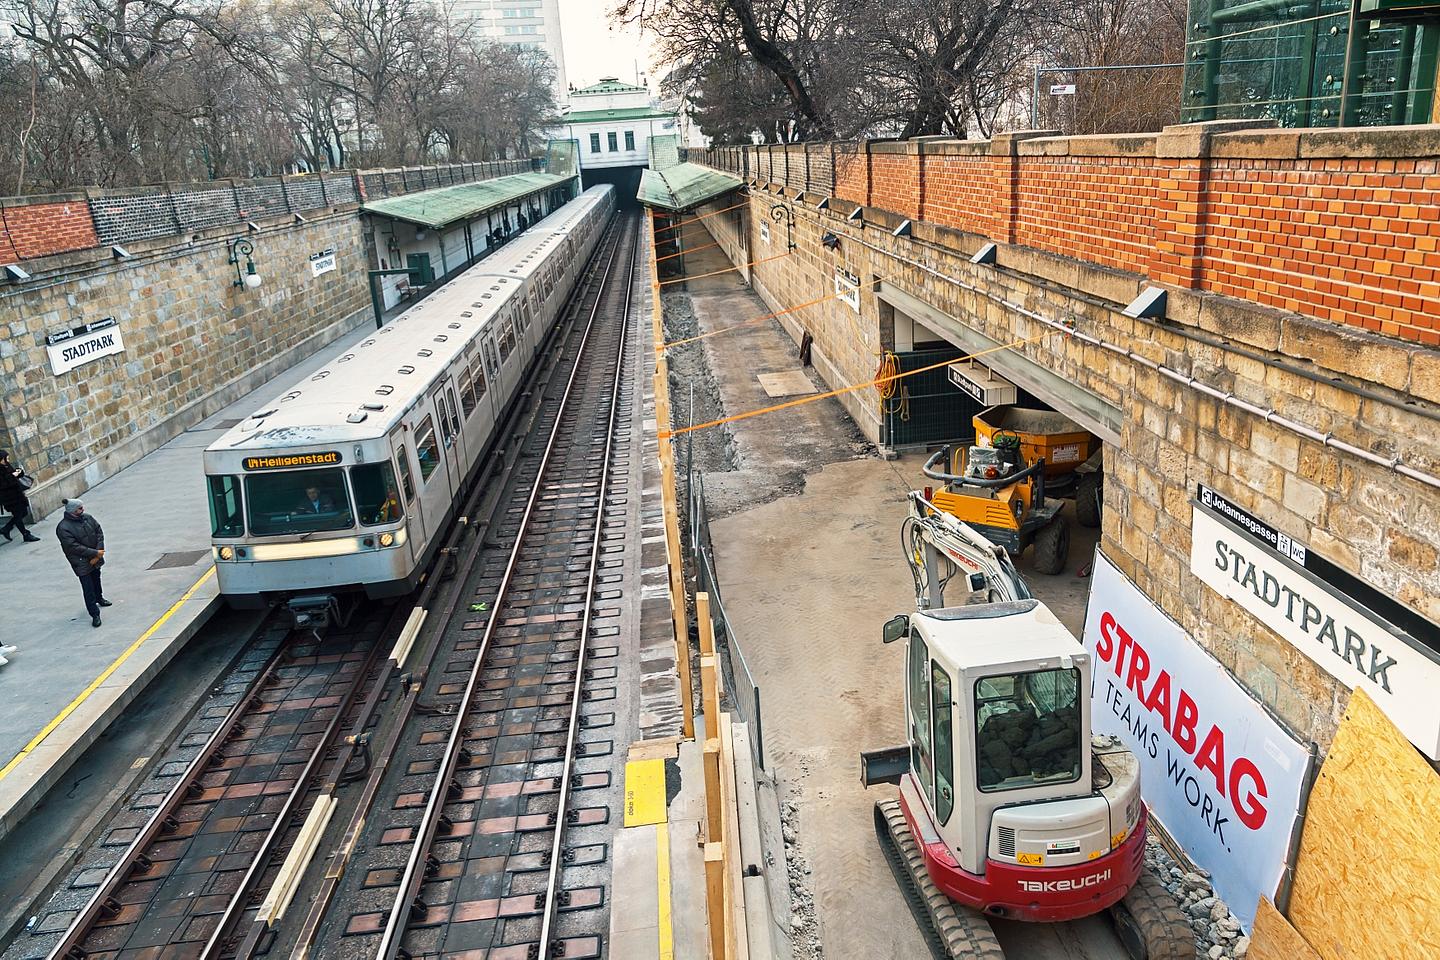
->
[687,467,766,771]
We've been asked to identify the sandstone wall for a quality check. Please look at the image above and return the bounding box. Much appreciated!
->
[691,126,1440,753]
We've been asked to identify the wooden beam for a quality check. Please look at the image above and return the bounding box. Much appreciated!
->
[704,841,727,960]
[701,654,721,733]
[703,737,723,842]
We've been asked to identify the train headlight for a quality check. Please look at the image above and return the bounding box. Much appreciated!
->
[379,532,395,547]
[219,545,235,561]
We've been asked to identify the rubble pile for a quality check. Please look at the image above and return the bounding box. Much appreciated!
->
[1144,839,1251,959]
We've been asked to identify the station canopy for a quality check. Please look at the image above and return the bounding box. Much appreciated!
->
[362,172,570,230]
[637,162,744,212]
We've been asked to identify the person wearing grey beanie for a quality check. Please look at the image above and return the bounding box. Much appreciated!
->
[57,498,111,627]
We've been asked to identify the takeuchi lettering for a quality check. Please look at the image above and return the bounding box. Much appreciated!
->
[243,451,342,470]
[1096,611,1269,831]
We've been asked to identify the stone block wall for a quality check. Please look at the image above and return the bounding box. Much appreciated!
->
[689,122,1440,348]
[689,130,1440,752]
[0,209,370,516]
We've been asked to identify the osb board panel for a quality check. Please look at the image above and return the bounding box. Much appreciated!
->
[1248,898,1320,960]
[1288,689,1440,958]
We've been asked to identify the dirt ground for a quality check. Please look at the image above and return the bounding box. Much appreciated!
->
[665,228,1124,959]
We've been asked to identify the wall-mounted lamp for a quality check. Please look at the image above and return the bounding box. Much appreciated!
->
[770,202,797,251]
[228,238,262,289]
[821,232,841,251]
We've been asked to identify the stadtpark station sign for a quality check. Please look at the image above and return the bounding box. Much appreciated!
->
[1189,484,1440,760]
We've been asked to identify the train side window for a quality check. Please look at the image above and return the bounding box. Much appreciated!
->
[435,392,456,444]
[395,446,416,502]
[498,322,514,361]
[208,475,243,538]
[472,361,488,400]
[352,461,402,525]
[445,387,461,437]
[415,417,441,480]
[459,365,478,417]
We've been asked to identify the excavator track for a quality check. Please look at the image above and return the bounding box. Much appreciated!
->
[874,799,1006,960]
[1109,870,1197,960]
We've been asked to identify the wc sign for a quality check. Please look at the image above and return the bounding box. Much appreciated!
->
[46,319,125,375]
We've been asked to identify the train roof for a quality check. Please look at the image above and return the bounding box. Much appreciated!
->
[206,185,614,455]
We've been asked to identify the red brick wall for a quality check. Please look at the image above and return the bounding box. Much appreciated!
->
[1203,157,1440,346]
[1013,156,1168,278]
[0,199,98,262]
[706,131,1440,351]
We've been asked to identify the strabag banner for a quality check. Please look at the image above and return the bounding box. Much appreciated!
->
[1082,552,1310,931]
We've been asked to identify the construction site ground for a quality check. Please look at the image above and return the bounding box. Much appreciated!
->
[664,239,1122,960]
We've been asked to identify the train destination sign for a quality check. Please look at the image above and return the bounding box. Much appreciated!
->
[46,318,125,375]
[1189,490,1440,759]
[243,451,343,471]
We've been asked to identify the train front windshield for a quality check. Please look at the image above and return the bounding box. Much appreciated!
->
[245,468,354,536]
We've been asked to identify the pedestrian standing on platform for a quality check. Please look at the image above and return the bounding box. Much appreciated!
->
[57,498,112,627]
[0,450,41,543]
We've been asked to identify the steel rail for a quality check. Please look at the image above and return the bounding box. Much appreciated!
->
[45,624,292,960]
[282,212,628,960]
[535,193,638,956]
[196,604,403,960]
[372,213,636,960]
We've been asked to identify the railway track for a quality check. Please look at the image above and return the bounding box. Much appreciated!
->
[6,211,642,960]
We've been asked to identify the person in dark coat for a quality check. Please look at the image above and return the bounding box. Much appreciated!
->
[57,498,111,627]
[0,450,40,542]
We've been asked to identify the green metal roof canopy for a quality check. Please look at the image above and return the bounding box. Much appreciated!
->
[362,172,570,230]
[637,162,743,212]
[563,106,676,123]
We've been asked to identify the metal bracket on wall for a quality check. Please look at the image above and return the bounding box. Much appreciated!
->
[770,202,797,251]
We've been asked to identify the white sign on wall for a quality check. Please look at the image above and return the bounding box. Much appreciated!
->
[46,321,125,375]
[834,267,860,313]
[1050,83,1078,95]
[1190,497,1440,759]
[1083,552,1310,932]
[310,247,337,277]
[759,221,771,246]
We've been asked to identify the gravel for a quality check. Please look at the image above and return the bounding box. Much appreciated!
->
[1145,839,1252,959]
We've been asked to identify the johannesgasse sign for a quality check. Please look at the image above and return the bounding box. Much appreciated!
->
[1189,485,1440,759]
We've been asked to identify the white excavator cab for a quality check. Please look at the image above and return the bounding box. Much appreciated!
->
[895,603,1141,882]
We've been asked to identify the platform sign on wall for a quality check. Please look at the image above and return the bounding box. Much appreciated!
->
[46,319,125,375]
[835,267,861,312]
[310,247,337,277]
[1082,552,1311,932]
[1190,488,1440,759]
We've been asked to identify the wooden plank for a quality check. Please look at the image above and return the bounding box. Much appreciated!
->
[1248,898,1320,960]
[697,592,715,657]
[627,737,682,762]
[704,842,727,960]
[700,655,720,734]
[703,738,723,843]
[719,712,749,960]
[1288,689,1440,959]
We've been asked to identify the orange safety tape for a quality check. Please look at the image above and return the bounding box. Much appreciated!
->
[659,334,1050,439]
[663,287,856,351]
[651,201,749,235]
[655,240,722,263]
[654,250,792,288]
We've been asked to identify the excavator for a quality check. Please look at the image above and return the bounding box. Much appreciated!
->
[860,493,1193,959]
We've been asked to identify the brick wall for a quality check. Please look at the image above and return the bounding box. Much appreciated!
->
[0,159,530,265]
[693,184,1440,754]
[691,123,1440,350]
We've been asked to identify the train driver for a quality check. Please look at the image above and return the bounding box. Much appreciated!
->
[298,485,337,515]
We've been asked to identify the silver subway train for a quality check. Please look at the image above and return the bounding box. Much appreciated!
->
[202,185,616,611]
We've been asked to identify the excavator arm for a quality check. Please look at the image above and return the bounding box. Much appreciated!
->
[903,491,1031,610]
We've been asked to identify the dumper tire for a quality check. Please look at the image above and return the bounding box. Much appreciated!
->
[874,799,1006,960]
[1111,870,1197,960]
[1031,517,1070,575]
[1075,471,1103,528]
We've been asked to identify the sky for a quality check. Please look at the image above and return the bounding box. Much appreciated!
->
[557,0,662,92]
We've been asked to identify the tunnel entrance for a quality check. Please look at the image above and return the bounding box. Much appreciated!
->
[580,166,645,209]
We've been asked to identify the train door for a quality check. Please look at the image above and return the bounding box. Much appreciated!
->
[389,426,426,560]
[482,337,503,421]
[431,382,463,495]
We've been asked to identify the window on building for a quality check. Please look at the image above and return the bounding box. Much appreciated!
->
[607,131,618,152]
[590,133,601,153]
[624,131,635,151]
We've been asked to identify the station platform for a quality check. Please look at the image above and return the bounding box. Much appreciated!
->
[0,320,373,841]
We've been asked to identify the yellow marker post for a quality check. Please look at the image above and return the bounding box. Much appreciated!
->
[624,757,668,827]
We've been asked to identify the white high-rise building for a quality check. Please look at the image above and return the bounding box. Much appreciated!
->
[450,0,568,99]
